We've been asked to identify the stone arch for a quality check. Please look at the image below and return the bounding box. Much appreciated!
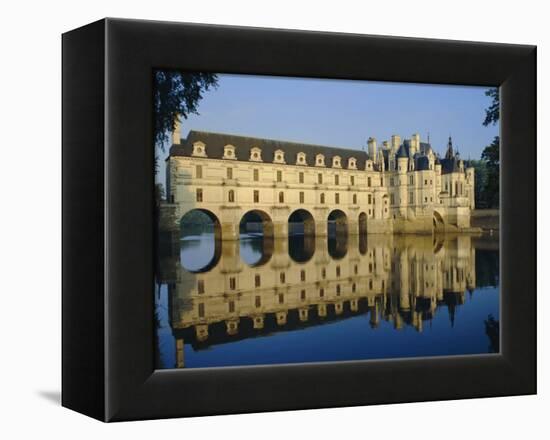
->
[433,210,445,233]
[179,208,222,273]
[288,209,315,236]
[239,210,274,267]
[327,209,348,259]
[239,209,274,238]
[328,209,348,236]
[358,211,367,235]
[288,209,315,263]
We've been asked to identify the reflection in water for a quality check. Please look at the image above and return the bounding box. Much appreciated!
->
[155,233,500,369]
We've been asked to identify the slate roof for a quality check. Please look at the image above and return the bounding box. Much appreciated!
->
[415,156,430,171]
[440,157,460,174]
[169,130,467,174]
[170,130,369,169]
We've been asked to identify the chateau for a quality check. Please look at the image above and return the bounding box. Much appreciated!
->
[164,122,476,239]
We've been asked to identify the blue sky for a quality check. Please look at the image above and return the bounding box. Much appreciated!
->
[157,74,498,184]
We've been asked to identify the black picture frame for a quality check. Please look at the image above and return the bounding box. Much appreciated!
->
[62,18,536,422]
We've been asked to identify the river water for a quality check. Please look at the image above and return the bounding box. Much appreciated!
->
[155,232,499,369]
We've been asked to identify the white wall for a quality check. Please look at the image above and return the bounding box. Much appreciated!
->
[0,0,546,438]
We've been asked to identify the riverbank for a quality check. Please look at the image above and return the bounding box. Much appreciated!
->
[471,209,499,232]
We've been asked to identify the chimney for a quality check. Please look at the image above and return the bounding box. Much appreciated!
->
[172,115,181,145]
[391,135,401,153]
[410,133,420,155]
[367,137,377,159]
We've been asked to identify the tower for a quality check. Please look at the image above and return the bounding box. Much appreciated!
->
[445,136,454,159]
[396,144,409,217]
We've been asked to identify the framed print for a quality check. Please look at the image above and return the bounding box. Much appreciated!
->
[62,18,536,421]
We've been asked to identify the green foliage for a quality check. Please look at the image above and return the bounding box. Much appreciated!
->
[155,183,165,203]
[468,159,489,208]
[481,136,500,208]
[483,88,500,127]
[154,70,218,148]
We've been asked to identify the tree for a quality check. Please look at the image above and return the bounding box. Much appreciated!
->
[480,88,500,208]
[481,136,500,208]
[154,70,218,149]
[468,159,488,208]
[483,88,499,127]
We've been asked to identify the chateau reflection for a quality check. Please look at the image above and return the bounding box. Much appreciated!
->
[158,233,484,368]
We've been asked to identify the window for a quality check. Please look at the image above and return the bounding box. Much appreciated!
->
[350,175,355,186]
[368,177,372,187]
[253,169,259,181]
[424,179,428,185]
[280,272,286,283]
[319,288,324,298]
[198,303,205,318]
[336,266,341,277]
[380,177,384,186]
[336,285,341,295]
[318,173,323,184]
[301,290,306,300]
[299,191,304,203]
[227,168,233,179]
[229,277,236,290]
[196,165,203,179]
[197,280,204,294]
[409,175,413,185]
[278,294,284,304]
[322,268,326,279]
[299,172,304,183]
[255,274,261,287]
[300,270,306,281]
[335,175,339,185]
[409,192,414,204]
[353,194,357,204]
[354,264,358,274]
[255,296,261,308]
[253,190,259,203]
[368,194,372,204]
[352,283,356,293]
[390,194,395,205]
[279,192,284,203]
[229,301,235,313]
[369,280,373,290]
[277,170,282,182]
[335,193,340,204]
[320,193,325,204]
[228,190,235,202]
[196,188,203,202]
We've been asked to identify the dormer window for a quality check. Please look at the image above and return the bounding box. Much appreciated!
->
[192,141,207,157]
[249,147,262,162]
[223,144,236,160]
[296,152,307,165]
[348,157,357,169]
[332,156,342,168]
[366,160,373,170]
[315,154,325,167]
[273,149,286,164]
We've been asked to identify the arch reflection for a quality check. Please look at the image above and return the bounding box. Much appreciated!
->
[239,210,274,267]
[155,231,500,369]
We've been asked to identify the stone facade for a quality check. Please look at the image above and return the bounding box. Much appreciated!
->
[164,125,476,240]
